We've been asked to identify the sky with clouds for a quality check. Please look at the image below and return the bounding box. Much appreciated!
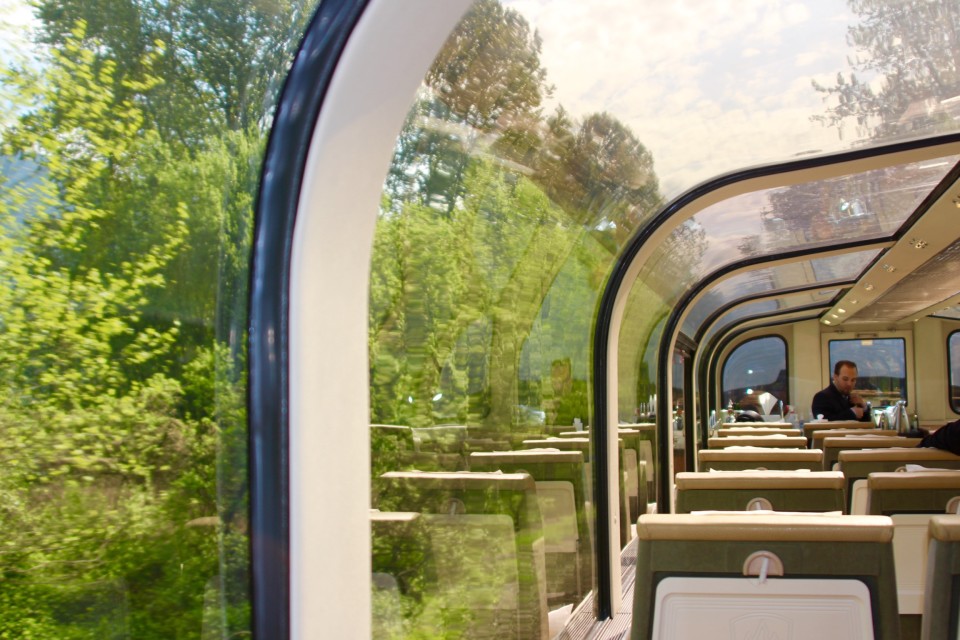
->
[0,0,34,62]
[0,0,37,126]
[0,0,882,196]
[505,0,874,197]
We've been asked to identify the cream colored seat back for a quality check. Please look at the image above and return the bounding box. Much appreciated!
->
[921,514,960,640]
[863,471,960,615]
[675,470,845,514]
[631,513,898,640]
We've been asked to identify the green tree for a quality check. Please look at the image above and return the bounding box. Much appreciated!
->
[34,0,312,143]
[0,23,238,637]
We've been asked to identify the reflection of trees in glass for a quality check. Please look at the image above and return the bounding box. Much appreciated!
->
[812,0,960,140]
[765,171,903,244]
[370,0,664,431]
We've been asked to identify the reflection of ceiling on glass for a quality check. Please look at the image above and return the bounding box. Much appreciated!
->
[687,251,878,326]
[700,288,843,344]
[637,158,954,315]
[932,306,960,320]
[690,157,957,274]
[682,250,879,337]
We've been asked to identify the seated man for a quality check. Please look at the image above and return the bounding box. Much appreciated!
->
[811,360,871,422]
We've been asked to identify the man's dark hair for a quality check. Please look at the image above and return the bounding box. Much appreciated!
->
[834,360,858,375]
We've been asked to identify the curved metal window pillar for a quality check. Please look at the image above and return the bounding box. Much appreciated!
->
[250,2,370,637]
[252,1,471,638]
[693,283,852,346]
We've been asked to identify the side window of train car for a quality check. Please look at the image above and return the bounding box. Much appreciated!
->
[0,0,314,635]
[828,338,907,407]
[721,336,789,416]
[949,331,960,414]
[368,3,610,635]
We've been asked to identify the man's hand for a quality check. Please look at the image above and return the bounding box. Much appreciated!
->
[850,393,866,419]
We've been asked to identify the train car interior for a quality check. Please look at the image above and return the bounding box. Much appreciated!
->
[5,0,960,638]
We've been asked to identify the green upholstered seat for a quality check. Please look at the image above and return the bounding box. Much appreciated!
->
[822,435,923,471]
[921,515,960,640]
[698,447,823,471]
[716,427,801,437]
[811,428,896,451]
[707,435,808,449]
[803,420,878,445]
[470,449,592,608]
[863,471,960,615]
[630,513,898,640]
[675,470,845,513]
[376,471,549,640]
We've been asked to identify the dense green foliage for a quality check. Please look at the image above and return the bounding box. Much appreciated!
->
[0,0,301,630]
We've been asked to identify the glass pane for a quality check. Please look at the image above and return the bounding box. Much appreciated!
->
[934,306,960,321]
[827,338,907,408]
[671,350,686,473]
[950,331,960,414]
[700,288,842,344]
[368,0,960,631]
[513,1,960,200]
[0,0,309,634]
[370,1,660,633]
[707,310,825,362]
[721,336,789,416]
[647,156,953,329]
[683,251,879,336]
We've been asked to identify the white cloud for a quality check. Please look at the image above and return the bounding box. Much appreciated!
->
[795,50,825,67]
[506,0,859,198]
[785,3,812,25]
[0,0,36,66]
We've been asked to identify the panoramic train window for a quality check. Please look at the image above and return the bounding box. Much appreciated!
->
[721,336,789,416]
[366,0,960,634]
[949,331,960,413]
[828,338,907,408]
[0,0,314,635]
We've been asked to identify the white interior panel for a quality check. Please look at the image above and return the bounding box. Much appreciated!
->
[892,513,933,614]
[652,576,874,640]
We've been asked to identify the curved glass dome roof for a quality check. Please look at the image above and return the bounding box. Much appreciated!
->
[699,287,845,345]
[499,0,960,357]
[508,0,960,197]
[683,249,881,338]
